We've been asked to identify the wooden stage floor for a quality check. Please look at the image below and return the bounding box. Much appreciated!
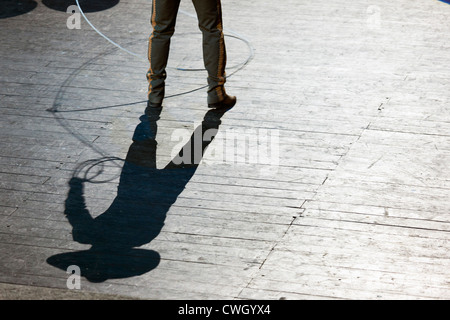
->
[0,0,449,300]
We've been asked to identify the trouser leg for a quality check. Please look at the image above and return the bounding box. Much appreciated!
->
[147,0,181,104]
[192,0,227,104]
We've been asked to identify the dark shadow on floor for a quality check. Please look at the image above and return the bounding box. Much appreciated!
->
[47,106,227,282]
[0,0,37,19]
[42,0,119,12]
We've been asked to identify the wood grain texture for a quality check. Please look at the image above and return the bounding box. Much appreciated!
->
[0,0,448,299]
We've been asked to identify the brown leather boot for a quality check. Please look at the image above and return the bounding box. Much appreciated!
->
[208,94,237,110]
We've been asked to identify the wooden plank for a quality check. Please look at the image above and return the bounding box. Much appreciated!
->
[1,0,449,300]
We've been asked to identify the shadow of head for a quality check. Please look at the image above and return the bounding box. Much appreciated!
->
[47,248,160,283]
[47,107,227,282]
[0,0,37,19]
[42,0,119,13]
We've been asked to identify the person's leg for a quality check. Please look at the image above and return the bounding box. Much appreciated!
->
[191,0,231,105]
[147,0,181,105]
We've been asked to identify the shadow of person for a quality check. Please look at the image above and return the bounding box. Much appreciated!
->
[42,0,119,13]
[0,0,37,19]
[47,106,227,282]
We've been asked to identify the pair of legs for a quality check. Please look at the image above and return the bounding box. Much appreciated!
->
[147,0,233,107]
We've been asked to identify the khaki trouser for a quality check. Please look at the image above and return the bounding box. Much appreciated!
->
[147,0,227,105]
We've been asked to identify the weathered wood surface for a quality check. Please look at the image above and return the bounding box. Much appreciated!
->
[0,0,449,299]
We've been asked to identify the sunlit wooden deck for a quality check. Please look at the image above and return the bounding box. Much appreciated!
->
[0,0,449,300]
